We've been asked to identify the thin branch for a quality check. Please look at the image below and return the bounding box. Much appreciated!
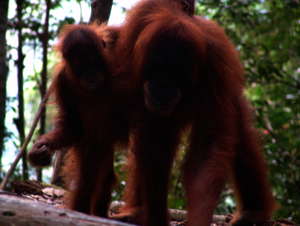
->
[0,89,52,190]
[110,201,231,223]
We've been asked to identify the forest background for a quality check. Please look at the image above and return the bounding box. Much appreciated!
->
[0,0,299,223]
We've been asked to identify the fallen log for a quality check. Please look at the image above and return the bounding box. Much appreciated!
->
[0,192,132,226]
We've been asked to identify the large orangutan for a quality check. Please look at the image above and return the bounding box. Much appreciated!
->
[113,0,277,225]
[27,24,129,217]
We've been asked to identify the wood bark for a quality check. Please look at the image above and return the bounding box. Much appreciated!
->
[89,0,113,24]
[36,0,51,182]
[0,0,9,171]
[51,150,66,186]
[0,193,132,226]
[15,0,29,180]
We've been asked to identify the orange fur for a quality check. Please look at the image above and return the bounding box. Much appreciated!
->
[28,0,276,225]
[114,0,277,225]
[28,24,129,217]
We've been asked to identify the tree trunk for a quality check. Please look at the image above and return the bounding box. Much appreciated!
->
[36,0,51,182]
[89,0,113,24]
[51,150,66,186]
[0,194,132,226]
[15,0,28,180]
[0,0,9,173]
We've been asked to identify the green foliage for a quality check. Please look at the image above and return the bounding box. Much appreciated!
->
[113,150,128,201]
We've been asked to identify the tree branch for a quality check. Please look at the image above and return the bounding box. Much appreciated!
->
[0,89,51,190]
[89,0,113,24]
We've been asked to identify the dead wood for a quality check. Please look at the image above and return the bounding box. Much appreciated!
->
[0,193,132,226]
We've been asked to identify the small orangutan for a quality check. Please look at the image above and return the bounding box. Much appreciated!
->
[112,0,277,225]
[27,24,129,217]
